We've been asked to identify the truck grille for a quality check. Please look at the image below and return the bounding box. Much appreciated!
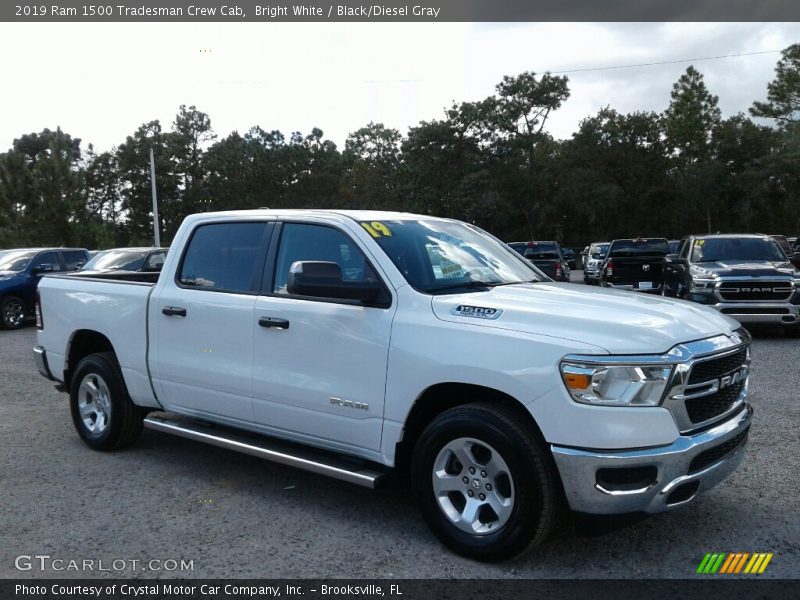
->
[718,281,793,301]
[688,426,749,474]
[685,382,743,424]
[688,348,748,384]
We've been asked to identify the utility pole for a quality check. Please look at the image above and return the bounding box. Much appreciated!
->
[149,147,161,247]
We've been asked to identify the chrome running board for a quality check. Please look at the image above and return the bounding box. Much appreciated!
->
[144,414,386,489]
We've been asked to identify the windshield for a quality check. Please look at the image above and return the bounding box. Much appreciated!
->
[362,219,544,294]
[589,243,609,257]
[81,249,151,271]
[0,250,37,272]
[691,238,787,263]
[609,239,669,257]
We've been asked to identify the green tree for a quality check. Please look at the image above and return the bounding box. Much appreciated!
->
[750,44,800,126]
[478,72,570,239]
[116,121,179,245]
[341,122,402,209]
[169,105,215,214]
[663,66,722,233]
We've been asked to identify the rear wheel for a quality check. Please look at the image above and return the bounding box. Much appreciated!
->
[1,295,26,329]
[69,352,144,451]
[411,403,560,561]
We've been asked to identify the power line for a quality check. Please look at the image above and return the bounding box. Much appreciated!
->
[548,49,782,75]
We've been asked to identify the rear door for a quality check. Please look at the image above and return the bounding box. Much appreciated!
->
[250,220,396,454]
[150,220,274,423]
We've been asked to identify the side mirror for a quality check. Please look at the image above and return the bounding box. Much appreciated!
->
[32,263,55,274]
[287,261,381,303]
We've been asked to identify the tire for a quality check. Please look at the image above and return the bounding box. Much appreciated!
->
[69,352,144,451]
[1,295,26,330]
[411,403,560,561]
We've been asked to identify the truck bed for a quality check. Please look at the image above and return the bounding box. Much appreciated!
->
[36,274,159,408]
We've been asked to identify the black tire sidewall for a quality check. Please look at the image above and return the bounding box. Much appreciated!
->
[1,296,25,330]
[411,408,553,561]
[69,354,126,450]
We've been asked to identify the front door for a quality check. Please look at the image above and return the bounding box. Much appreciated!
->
[251,221,396,455]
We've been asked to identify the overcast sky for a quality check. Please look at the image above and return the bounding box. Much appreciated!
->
[0,22,797,153]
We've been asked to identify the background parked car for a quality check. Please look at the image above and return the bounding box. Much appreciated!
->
[662,234,800,334]
[599,238,669,292]
[771,234,800,269]
[582,242,609,285]
[0,247,89,329]
[79,247,168,274]
[561,247,577,269]
[510,241,570,281]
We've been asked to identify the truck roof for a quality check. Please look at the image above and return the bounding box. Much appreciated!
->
[187,208,436,222]
[692,233,771,239]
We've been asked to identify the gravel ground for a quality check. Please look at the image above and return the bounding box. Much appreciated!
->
[1,282,798,579]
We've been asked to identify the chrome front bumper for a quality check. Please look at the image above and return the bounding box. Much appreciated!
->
[33,345,56,381]
[707,302,800,325]
[551,404,752,514]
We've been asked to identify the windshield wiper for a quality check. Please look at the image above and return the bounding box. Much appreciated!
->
[425,281,497,294]
[426,280,537,294]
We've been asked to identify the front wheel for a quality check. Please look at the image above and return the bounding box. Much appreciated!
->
[69,352,144,451]
[1,295,26,329]
[411,403,560,561]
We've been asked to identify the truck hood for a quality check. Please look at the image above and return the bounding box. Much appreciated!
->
[431,283,739,355]
[0,271,23,283]
[692,260,797,278]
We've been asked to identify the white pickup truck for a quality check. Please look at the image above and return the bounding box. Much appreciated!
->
[34,210,753,561]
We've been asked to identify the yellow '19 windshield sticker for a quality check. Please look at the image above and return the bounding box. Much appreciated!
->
[361,222,392,238]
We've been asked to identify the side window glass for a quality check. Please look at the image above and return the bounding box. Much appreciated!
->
[145,251,167,272]
[63,251,88,270]
[33,252,61,272]
[179,223,268,293]
[273,224,376,295]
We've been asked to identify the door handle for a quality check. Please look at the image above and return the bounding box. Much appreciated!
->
[162,306,187,317]
[259,316,290,329]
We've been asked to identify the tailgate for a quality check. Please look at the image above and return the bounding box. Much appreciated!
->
[531,259,558,278]
[609,256,664,288]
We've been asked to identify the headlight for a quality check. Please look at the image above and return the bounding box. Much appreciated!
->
[688,265,719,291]
[560,362,673,407]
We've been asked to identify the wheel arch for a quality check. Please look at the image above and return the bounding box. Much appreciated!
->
[64,329,115,389]
[394,382,548,475]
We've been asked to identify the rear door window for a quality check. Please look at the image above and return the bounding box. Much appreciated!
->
[178,222,271,293]
[62,250,88,270]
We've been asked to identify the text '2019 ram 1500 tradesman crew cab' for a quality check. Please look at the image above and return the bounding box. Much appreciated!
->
[34,210,754,561]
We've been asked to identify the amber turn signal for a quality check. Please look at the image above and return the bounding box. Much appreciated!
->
[564,373,590,389]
